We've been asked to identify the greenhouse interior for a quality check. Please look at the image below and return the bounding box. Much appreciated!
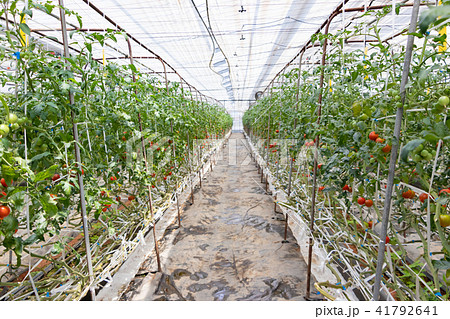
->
[0,0,450,305]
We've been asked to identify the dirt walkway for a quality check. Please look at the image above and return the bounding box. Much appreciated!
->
[122,133,311,301]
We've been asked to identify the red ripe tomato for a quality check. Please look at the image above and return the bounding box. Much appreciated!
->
[151,185,155,188]
[164,176,167,180]
[128,195,135,201]
[419,193,429,203]
[375,137,385,143]
[1,178,8,188]
[275,129,279,133]
[168,172,172,176]
[369,131,379,141]
[101,190,106,197]
[382,144,391,153]
[343,184,349,191]
[402,189,415,199]
[102,207,108,212]
[357,197,366,205]
[385,236,390,244]
[318,163,323,169]
[110,176,116,181]
[0,205,11,219]
[52,174,60,182]
[365,199,373,207]
[318,186,325,192]
[0,191,6,198]
[368,220,374,228]
[116,196,121,202]
[440,189,450,195]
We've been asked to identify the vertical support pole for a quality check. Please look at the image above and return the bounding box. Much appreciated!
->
[126,38,162,273]
[283,215,289,242]
[305,12,337,301]
[176,192,181,228]
[373,0,420,301]
[266,111,271,162]
[159,57,169,94]
[288,51,304,197]
[187,132,194,204]
[58,0,95,300]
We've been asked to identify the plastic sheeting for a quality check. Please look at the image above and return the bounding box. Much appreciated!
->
[4,1,424,128]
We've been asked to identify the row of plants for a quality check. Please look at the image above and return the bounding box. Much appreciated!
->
[0,1,232,300]
[243,3,450,300]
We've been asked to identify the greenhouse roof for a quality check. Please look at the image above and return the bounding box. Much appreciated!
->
[8,1,428,118]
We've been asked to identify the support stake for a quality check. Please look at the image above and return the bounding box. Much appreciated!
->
[372,0,420,301]
[59,0,95,299]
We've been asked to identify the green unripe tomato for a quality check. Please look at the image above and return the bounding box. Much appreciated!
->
[420,150,430,158]
[11,123,19,130]
[0,124,10,136]
[438,96,449,106]
[360,114,369,121]
[132,152,137,160]
[415,144,424,152]
[8,113,18,124]
[17,117,26,125]
[40,144,48,151]
[412,154,422,162]
[36,137,44,146]
[352,101,362,117]
[369,158,376,164]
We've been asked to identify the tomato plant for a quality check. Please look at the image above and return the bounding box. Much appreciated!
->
[243,3,450,301]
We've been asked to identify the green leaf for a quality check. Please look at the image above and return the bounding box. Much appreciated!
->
[419,6,450,34]
[432,259,450,270]
[400,139,425,162]
[30,151,51,163]
[352,132,361,143]
[39,194,58,216]
[1,215,18,232]
[19,23,31,35]
[434,122,450,138]
[23,234,39,245]
[2,235,14,250]
[1,164,16,182]
[422,132,440,144]
[33,164,58,182]
[22,8,33,18]
[0,95,9,115]
[44,3,55,14]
